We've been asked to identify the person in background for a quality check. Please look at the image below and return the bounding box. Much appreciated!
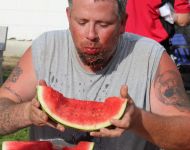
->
[0,0,190,150]
[125,0,190,54]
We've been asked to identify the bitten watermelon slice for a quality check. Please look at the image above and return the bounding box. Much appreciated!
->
[2,141,94,150]
[37,85,127,131]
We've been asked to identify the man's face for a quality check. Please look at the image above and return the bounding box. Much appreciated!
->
[67,0,125,70]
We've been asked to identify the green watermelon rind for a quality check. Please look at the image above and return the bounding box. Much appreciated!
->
[2,141,7,150]
[89,142,94,150]
[80,142,94,150]
[37,86,127,131]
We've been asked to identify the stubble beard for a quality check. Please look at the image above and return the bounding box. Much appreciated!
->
[77,50,105,69]
[76,41,117,71]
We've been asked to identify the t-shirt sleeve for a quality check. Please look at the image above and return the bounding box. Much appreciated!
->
[31,32,47,80]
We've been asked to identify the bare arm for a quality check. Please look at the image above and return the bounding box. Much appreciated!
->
[132,52,190,149]
[0,47,38,135]
[0,47,65,135]
[91,52,190,150]
[0,98,32,135]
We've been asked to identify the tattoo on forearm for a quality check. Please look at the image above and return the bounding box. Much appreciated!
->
[154,70,190,111]
[7,65,23,83]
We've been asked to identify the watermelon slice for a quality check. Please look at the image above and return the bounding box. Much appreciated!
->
[2,141,94,150]
[37,85,127,131]
[2,141,53,150]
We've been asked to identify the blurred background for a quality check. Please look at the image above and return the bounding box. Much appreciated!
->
[0,0,69,56]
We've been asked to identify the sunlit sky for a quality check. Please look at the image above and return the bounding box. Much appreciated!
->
[0,0,69,40]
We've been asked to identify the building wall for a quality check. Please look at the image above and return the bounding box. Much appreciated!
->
[0,0,69,40]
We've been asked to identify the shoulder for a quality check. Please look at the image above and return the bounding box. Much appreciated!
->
[34,29,69,42]
[121,33,165,74]
[31,29,71,54]
[122,32,165,52]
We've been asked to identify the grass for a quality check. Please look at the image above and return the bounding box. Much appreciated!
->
[2,56,19,81]
[0,56,29,150]
[0,128,29,149]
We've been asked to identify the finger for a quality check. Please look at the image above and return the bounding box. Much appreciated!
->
[38,80,47,86]
[30,105,48,126]
[112,102,136,129]
[33,111,48,125]
[120,86,135,105]
[101,128,124,137]
[46,120,57,128]
[46,120,65,131]
[90,128,124,138]
[111,118,130,129]
[31,98,40,108]
[56,124,65,132]
[120,85,128,98]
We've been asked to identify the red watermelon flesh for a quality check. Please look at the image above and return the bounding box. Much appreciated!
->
[2,141,54,150]
[37,85,127,131]
[2,141,94,150]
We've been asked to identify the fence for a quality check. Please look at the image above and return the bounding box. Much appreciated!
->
[0,26,8,85]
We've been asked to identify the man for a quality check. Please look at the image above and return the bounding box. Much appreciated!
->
[0,0,190,150]
[125,0,190,53]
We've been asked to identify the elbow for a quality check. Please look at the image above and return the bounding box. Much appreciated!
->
[173,144,190,150]
[175,14,190,27]
[164,137,190,150]
[176,21,189,27]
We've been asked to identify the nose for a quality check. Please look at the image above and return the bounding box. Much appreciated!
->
[86,23,99,42]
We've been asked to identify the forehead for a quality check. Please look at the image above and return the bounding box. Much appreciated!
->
[72,0,118,3]
[71,0,118,12]
[71,0,118,7]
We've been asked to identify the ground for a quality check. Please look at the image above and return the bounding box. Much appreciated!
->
[2,56,19,81]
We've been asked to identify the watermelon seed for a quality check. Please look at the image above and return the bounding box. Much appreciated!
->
[51,76,55,83]
[105,84,109,88]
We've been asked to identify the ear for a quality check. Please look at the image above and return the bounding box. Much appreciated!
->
[119,13,128,34]
[66,7,71,22]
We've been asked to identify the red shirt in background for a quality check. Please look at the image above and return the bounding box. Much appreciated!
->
[125,0,190,42]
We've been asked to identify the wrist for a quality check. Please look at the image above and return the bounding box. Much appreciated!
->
[23,101,33,125]
[129,106,142,131]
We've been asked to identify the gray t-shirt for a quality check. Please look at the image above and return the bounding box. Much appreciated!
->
[31,29,164,150]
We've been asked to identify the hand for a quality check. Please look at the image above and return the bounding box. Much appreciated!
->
[90,85,138,138]
[28,80,65,132]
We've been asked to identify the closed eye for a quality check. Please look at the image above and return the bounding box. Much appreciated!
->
[76,19,88,26]
[99,23,109,27]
